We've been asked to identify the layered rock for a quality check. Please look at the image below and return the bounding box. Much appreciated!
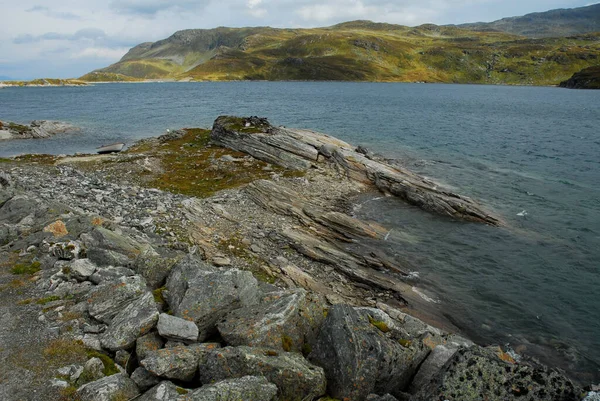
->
[212,116,501,225]
[0,119,79,140]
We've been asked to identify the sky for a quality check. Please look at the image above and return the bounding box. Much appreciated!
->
[0,0,597,79]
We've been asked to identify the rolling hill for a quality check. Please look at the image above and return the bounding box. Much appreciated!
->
[84,6,600,86]
[456,3,600,38]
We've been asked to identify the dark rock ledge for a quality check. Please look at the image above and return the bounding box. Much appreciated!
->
[0,116,594,401]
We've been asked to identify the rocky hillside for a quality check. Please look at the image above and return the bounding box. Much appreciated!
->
[1,116,595,400]
[457,3,600,38]
[83,17,600,86]
[560,65,600,89]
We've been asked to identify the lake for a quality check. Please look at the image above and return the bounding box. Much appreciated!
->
[1,82,599,382]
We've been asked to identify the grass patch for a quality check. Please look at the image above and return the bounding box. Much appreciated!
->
[36,295,61,305]
[368,315,391,333]
[86,350,120,376]
[127,128,292,198]
[11,261,41,275]
[281,335,293,352]
[398,339,412,348]
[152,287,166,303]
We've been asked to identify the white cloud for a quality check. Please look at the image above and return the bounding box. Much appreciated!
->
[72,47,131,59]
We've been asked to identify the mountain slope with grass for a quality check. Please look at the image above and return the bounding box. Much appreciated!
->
[84,8,600,86]
[456,3,600,38]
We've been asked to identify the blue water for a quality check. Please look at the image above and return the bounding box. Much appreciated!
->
[1,82,599,382]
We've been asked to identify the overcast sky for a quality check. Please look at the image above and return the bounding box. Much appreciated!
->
[0,0,596,79]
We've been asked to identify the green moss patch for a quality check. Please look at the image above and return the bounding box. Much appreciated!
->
[368,315,391,333]
[11,261,41,275]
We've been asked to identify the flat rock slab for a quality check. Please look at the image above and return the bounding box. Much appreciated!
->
[174,269,261,341]
[198,346,326,401]
[77,374,140,401]
[157,313,199,343]
[217,289,325,352]
[87,275,147,324]
[412,347,581,401]
[187,376,277,401]
[310,304,430,400]
[141,343,220,382]
[101,292,159,351]
[69,258,97,281]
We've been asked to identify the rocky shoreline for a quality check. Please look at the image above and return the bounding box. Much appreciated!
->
[0,117,597,400]
[0,119,79,141]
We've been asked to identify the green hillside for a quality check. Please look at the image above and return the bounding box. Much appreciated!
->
[457,3,600,38]
[83,19,600,85]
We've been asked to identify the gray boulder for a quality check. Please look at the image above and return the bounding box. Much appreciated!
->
[77,357,105,385]
[141,343,220,382]
[131,367,161,391]
[136,332,165,360]
[217,289,325,352]
[87,275,147,324]
[70,258,97,281]
[407,345,458,394]
[90,265,136,284]
[412,347,581,401]
[173,269,261,341]
[198,346,326,401]
[164,255,216,312]
[77,374,140,401]
[137,381,186,401]
[134,247,181,288]
[187,376,277,401]
[310,305,430,400]
[157,313,199,343]
[100,292,159,351]
[84,227,145,267]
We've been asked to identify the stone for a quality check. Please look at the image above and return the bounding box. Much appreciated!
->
[408,345,459,394]
[164,255,215,312]
[187,376,277,401]
[366,395,399,401]
[412,347,581,401]
[198,346,326,401]
[134,247,180,288]
[131,367,161,391]
[136,332,165,360]
[78,357,105,384]
[69,258,97,281]
[211,256,231,266]
[77,374,140,401]
[100,292,159,351]
[115,350,131,368]
[82,334,103,351]
[157,313,199,343]
[137,381,184,401]
[84,226,145,267]
[173,269,261,341]
[89,265,136,284]
[141,343,220,382]
[217,289,326,352]
[310,305,430,400]
[87,275,147,323]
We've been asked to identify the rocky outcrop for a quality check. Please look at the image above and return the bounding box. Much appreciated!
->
[187,376,278,401]
[77,374,140,401]
[0,119,79,140]
[141,343,219,382]
[310,304,430,400]
[212,116,502,225]
[217,288,326,352]
[560,66,600,89]
[198,346,327,401]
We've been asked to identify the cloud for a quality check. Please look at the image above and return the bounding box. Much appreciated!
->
[109,0,208,16]
[26,5,82,20]
[13,28,107,44]
[72,47,132,59]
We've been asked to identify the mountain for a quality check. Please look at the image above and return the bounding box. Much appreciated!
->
[84,8,600,85]
[560,66,600,89]
[456,3,600,38]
